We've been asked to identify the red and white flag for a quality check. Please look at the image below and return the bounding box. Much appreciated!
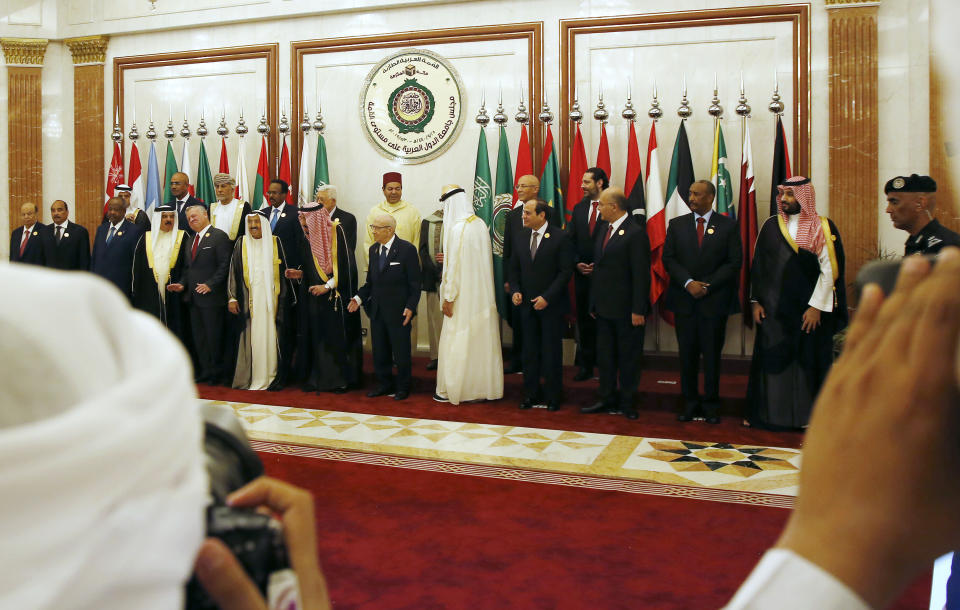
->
[104,141,124,215]
[128,142,144,212]
[512,124,533,205]
[596,123,611,180]
[180,139,195,197]
[565,123,589,224]
[738,121,758,327]
[645,122,668,310]
[218,138,230,174]
[279,136,292,205]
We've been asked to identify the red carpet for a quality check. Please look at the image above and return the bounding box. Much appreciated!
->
[200,357,804,449]
[261,450,931,609]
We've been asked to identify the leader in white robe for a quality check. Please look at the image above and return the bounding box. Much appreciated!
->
[434,186,504,404]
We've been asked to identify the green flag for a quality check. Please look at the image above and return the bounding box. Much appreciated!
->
[491,126,513,320]
[537,126,564,228]
[162,141,178,205]
[472,129,493,226]
[313,133,329,193]
[195,139,215,205]
[711,121,734,217]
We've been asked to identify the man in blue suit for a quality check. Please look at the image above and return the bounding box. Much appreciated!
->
[91,197,144,300]
[348,213,420,401]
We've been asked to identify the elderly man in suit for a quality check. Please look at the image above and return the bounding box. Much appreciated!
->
[91,197,144,299]
[348,213,420,401]
[581,187,651,420]
[663,180,742,424]
[182,204,233,384]
[47,200,90,271]
[9,202,49,266]
[509,198,574,411]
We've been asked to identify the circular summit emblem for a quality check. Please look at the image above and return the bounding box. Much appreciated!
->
[360,48,465,164]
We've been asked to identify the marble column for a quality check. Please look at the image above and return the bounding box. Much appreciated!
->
[65,36,109,233]
[1,38,47,226]
[827,0,879,292]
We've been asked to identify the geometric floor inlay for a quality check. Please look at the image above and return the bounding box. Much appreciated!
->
[203,399,802,503]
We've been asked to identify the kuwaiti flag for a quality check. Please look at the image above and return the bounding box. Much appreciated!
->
[235,135,250,203]
[565,123,589,225]
[104,141,124,215]
[624,121,645,223]
[298,130,314,207]
[279,136,293,205]
[596,123,611,180]
[665,120,694,222]
[738,120,758,327]
[179,139,194,197]
[128,142,145,212]
[711,121,734,217]
[145,141,162,212]
[512,124,532,205]
[645,122,668,310]
[251,136,269,210]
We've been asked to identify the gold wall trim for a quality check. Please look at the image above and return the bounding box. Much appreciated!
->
[825,0,880,7]
[65,35,109,65]
[1,38,48,66]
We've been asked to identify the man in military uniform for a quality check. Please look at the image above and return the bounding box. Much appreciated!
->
[885,174,960,255]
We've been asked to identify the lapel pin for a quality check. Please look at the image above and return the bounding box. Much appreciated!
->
[281,212,286,218]
[707,228,715,235]
[544,232,550,239]
[116,231,123,236]
[618,229,625,236]
[32,231,38,236]
[64,232,69,238]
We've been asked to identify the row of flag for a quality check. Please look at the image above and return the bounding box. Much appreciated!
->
[105,129,332,216]
[469,115,793,327]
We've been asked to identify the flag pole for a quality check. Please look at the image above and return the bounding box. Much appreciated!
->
[736,74,752,356]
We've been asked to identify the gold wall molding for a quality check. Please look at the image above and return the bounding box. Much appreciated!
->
[825,0,880,6]
[66,35,109,65]
[828,4,878,296]
[1,38,48,66]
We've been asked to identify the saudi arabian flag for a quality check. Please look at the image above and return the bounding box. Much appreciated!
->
[537,125,564,228]
[313,132,329,192]
[162,141,178,205]
[491,125,513,320]
[195,139,216,205]
[711,121,734,218]
[472,128,492,226]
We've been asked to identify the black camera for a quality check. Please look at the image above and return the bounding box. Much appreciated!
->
[184,404,292,609]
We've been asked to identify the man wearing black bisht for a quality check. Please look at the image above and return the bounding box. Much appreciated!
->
[294,196,360,393]
[131,204,189,339]
[883,174,960,256]
[747,176,847,430]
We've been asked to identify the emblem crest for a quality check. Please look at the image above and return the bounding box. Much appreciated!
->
[892,177,906,189]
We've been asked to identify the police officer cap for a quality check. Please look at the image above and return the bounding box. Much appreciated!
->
[884,174,937,194]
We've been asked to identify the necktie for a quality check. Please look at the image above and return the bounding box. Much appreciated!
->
[271,207,280,230]
[588,202,598,235]
[378,245,387,271]
[19,228,30,256]
[529,231,539,260]
[697,217,706,247]
[602,225,613,251]
[106,226,116,245]
[55,225,62,242]
[191,233,200,260]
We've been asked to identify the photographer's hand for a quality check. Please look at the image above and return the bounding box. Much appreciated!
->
[195,476,331,610]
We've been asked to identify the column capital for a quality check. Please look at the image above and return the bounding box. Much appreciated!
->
[825,0,879,9]
[0,38,48,66]
[65,35,109,65]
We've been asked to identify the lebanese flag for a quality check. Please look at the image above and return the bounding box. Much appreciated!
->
[738,121,758,327]
[179,139,195,197]
[596,123,611,180]
[512,124,533,205]
[104,141,124,215]
[645,122,669,313]
[251,136,269,210]
[565,124,589,224]
[128,142,144,212]
[624,122,645,222]
[218,138,229,174]
[279,136,292,204]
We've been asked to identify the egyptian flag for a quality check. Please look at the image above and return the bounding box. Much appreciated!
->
[769,115,792,216]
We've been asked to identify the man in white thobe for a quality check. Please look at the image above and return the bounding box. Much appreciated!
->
[433,184,503,404]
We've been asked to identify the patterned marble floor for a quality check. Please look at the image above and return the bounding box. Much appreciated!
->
[207,399,801,507]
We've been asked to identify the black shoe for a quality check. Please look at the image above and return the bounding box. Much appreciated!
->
[623,408,638,420]
[607,406,623,416]
[706,415,721,424]
[426,359,438,371]
[367,387,393,398]
[519,398,534,410]
[581,402,609,414]
[504,363,522,374]
[267,381,284,392]
[393,390,409,401]
[331,386,348,394]
[573,368,592,382]
[546,402,560,412]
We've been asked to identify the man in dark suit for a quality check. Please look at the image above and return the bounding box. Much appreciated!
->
[566,167,609,381]
[9,202,49,266]
[509,199,575,411]
[502,174,540,374]
[169,172,206,235]
[181,203,233,384]
[663,180,742,424]
[262,179,302,390]
[91,197,144,299]
[47,199,90,271]
[347,213,420,401]
[581,187,651,420]
[102,184,150,231]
